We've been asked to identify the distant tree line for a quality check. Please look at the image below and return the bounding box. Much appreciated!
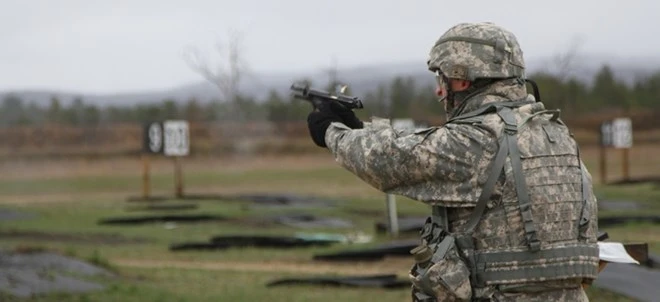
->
[2,64,659,128]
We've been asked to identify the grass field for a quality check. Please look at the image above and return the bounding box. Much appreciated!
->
[0,146,658,301]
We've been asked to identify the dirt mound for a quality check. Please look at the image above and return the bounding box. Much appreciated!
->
[0,250,115,298]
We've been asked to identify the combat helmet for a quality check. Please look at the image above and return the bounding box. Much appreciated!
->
[427,22,526,81]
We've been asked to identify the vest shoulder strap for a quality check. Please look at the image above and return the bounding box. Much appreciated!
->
[446,106,541,251]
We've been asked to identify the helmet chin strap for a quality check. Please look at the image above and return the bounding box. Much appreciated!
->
[440,75,458,118]
[444,78,498,118]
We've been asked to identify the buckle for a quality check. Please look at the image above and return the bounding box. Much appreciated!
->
[504,123,517,134]
[419,217,433,238]
[579,216,590,226]
[529,239,541,252]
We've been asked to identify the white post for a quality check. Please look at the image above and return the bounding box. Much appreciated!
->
[387,119,413,238]
[386,194,399,237]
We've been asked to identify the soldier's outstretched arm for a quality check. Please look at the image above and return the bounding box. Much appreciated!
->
[324,118,498,207]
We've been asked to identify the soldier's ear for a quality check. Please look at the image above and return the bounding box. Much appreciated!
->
[459,80,471,90]
[453,80,471,91]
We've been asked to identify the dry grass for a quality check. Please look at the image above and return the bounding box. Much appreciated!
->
[0,154,335,181]
[114,257,412,276]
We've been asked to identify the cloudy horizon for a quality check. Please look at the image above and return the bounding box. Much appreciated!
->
[2,0,658,94]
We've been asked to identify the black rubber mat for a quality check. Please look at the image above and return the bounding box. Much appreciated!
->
[0,209,35,221]
[607,176,660,186]
[313,240,418,261]
[211,235,338,248]
[170,235,342,251]
[0,250,113,298]
[169,242,230,251]
[98,214,226,225]
[599,216,660,227]
[645,254,660,269]
[266,274,410,289]
[594,263,660,302]
[124,203,199,211]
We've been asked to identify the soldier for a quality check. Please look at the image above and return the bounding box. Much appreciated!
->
[306,22,600,301]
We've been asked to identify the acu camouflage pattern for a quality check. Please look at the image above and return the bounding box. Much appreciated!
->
[489,286,589,301]
[449,84,600,286]
[325,79,528,206]
[441,82,600,286]
[427,22,525,81]
[411,283,589,302]
[409,238,472,301]
[324,77,599,299]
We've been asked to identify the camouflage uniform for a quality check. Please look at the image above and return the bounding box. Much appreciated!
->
[321,22,599,301]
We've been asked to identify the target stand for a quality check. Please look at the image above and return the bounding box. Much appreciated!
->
[141,120,190,200]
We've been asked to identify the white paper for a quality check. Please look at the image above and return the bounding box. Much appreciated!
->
[598,242,640,264]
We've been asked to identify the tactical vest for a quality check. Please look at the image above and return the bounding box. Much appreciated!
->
[427,100,600,289]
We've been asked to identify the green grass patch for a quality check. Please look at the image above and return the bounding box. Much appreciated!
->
[1,158,658,301]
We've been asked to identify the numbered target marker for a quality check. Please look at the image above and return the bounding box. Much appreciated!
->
[600,118,633,149]
[143,122,164,154]
[611,118,632,149]
[163,120,190,157]
[148,123,163,153]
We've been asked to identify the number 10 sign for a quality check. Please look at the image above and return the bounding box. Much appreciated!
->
[163,120,190,156]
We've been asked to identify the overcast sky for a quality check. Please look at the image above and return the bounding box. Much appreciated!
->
[2,0,658,94]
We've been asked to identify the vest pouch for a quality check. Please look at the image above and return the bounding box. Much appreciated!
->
[409,235,472,301]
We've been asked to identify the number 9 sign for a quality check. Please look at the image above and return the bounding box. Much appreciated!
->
[143,122,163,154]
[148,123,163,153]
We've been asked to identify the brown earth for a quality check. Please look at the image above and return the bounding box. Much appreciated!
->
[112,257,413,276]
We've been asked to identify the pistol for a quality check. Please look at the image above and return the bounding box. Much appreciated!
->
[290,83,364,110]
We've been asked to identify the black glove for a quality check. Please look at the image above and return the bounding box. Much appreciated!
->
[319,102,364,129]
[307,110,341,148]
